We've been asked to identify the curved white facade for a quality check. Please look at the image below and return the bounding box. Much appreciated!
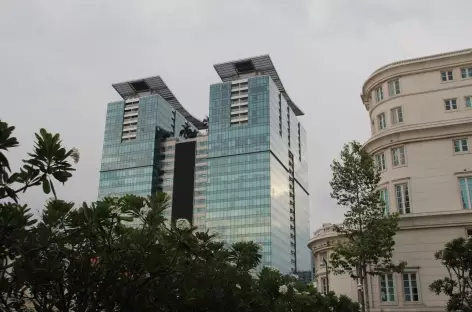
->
[310,49,472,312]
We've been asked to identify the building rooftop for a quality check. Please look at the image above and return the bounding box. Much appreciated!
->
[368,48,472,80]
[112,76,205,130]
[213,55,304,116]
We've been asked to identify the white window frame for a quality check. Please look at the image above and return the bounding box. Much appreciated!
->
[320,276,328,294]
[465,228,472,239]
[375,153,386,171]
[388,79,401,96]
[391,146,406,167]
[444,98,458,111]
[395,182,411,215]
[466,228,472,239]
[461,67,472,79]
[375,86,384,102]
[391,107,404,124]
[466,96,472,108]
[403,272,420,302]
[441,70,454,82]
[453,138,469,153]
[379,188,390,215]
[319,252,327,267]
[379,273,396,304]
[459,177,472,209]
[378,113,386,130]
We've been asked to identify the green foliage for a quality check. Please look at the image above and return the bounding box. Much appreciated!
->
[0,120,79,202]
[0,120,359,311]
[1,193,359,312]
[329,141,405,311]
[179,122,198,139]
[202,116,209,129]
[430,237,472,312]
[0,120,79,311]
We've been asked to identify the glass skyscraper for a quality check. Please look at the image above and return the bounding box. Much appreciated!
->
[98,57,311,275]
[98,76,206,223]
[206,55,311,274]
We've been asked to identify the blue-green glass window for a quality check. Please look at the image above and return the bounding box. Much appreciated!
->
[460,177,472,209]
[379,188,390,215]
[380,274,396,303]
[466,97,471,108]
[403,273,419,302]
[195,181,207,188]
[461,68,472,79]
[454,139,469,153]
[196,165,208,171]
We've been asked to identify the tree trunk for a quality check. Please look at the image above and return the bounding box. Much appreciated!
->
[358,275,366,312]
[363,265,371,312]
[357,264,366,312]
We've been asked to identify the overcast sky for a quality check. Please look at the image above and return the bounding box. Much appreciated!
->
[1,0,471,232]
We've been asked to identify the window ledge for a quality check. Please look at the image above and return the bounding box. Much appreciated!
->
[444,109,461,113]
[391,176,411,183]
[380,302,398,306]
[453,151,471,156]
[392,164,408,169]
[454,170,472,176]
[404,301,423,305]
[440,80,455,84]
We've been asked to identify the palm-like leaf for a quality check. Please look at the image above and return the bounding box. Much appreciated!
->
[0,120,19,173]
[22,129,78,199]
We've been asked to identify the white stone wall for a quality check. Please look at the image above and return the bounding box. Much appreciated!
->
[310,49,472,311]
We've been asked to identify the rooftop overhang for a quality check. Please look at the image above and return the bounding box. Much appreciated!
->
[112,76,205,130]
[213,55,304,116]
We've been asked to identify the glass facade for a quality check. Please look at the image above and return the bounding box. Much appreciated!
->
[98,70,311,274]
[98,94,194,199]
[206,75,310,273]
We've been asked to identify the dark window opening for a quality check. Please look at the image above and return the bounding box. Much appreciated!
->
[130,80,149,92]
[234,60,255,74]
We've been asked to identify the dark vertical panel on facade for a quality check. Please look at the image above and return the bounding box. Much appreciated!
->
[172,141,196,223]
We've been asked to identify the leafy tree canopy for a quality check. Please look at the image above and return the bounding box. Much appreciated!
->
[0,120,359,311]
[329,141,405,312]
[179,122,198,139]
[430,237,472,312]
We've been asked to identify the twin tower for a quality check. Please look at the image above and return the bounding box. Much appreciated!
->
[98,55,311,278]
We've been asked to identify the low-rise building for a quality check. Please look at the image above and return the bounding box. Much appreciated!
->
[309,48,472,311]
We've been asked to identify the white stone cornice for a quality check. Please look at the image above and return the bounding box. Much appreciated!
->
[362,48,472,97]
[364,117,472,153]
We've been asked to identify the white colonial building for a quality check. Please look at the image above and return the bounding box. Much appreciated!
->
[309,48,472,312]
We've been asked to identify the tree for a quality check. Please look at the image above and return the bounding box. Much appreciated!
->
[0,120,79,202]
[202,116,209,129]
[179,122,198,139]
[430,237,472,312]
[0,119,79,311]
[0,119,360,311]
[329,141,405,312]
[2,192,360,311]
